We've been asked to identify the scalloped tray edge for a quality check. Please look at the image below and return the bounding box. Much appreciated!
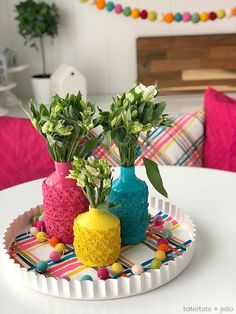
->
[2,198,197,300]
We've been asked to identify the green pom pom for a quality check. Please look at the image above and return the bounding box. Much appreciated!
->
[106,2,114,12]
[175,12,182,22]
[191,13,200,23]
[123,7,131,17]
[150,258,162,269]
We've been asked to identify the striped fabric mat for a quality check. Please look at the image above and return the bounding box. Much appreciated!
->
[9,210,192,281]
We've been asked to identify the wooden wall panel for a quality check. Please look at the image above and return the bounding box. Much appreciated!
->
[137,35,236,95]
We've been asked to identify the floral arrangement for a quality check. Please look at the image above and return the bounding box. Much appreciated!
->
[27,92,97,162]
[68,156,113,210]
[98,83,172,197]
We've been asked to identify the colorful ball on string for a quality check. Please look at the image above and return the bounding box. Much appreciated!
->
[106,1,114,12]
[54,243,65,254]
[36,261,48,273]
[200,12,209,22]
[29,227,39,236]
[123,7,131,17]
[209,12,217,20]
[157,13,164,22]
[232,7,236,16]
[217,9,225,19]
[150,258,162,269]
[175,12,182,22]
[80,274,93,281]
[157,238,169,246]
[153,215,163,226]
[131,8,140,19]
[112,262,123,274]
[191,13,200,23]
[155,250,166,260]
[115,4,122,14]
[36,221,46,232]
[164,12,174,23]
[140,10,148,20]
[131,264,144,275]
[158,243,169,253]
[148,11,157,22]
[162,229,172,239]
[96,0,105,10]
[36,231,47,243]
[97,268,110,280]
[49,251,61,262]
[182,12,191,22]
[49,236,60,247]
[225,9,232,18]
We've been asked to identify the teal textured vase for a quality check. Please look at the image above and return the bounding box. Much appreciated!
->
[109,166,149,245]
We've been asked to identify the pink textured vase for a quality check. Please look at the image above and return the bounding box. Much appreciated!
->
[42,161,89,244]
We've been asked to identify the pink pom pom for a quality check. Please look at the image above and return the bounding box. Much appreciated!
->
[49,251,61,262]
[97,268,110,280]
[115,4,122,14]
[153,215,163,226]
[182,12,191,22]
[32,221,38,227]
[157,238,169,246]
[36,221,46,231]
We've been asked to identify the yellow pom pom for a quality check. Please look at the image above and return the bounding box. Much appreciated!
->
[55,243,65,254]
[112,262,123,274]
[155,250,166,260]
[131,8,140,19]
[217,9,225,19]
[148,11,157,22]
[36,231,47,243]
[200,12,209,22]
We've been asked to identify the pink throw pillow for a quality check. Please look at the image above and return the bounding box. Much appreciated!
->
[0,117,54,190]
[204,88,236,172]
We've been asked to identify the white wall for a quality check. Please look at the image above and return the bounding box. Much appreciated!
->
[1,0,236,98]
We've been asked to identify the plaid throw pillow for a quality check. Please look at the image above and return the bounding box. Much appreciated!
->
[90,108,205,167]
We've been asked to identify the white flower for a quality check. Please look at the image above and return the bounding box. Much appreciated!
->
[85,165,100,176]
[93,176,101,188]
[134,83,146,94]
[142,85,157,101]
[125,92,134,102]
[42,121,54,134]
[88,156,96,164]
[103,178,111,189]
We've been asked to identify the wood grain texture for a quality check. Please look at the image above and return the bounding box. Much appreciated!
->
[137,34,236,95]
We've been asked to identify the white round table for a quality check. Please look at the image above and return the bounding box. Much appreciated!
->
[0,166,236,314]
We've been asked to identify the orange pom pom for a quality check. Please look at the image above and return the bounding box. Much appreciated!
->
[158,243,169,252]
[200,12,209,22]
[232,7,236,16]
[96,0,105,10]
[131,8,140,19]
[164,12,174,23]
[49,236,60,247]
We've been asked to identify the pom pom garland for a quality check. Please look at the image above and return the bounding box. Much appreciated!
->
[80,1,236,24]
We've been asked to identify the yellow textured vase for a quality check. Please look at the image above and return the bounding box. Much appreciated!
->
[73,206,121,267]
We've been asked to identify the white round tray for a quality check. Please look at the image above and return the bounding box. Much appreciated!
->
[2,197,197,300]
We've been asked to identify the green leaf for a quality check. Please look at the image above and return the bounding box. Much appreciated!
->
[103,130,111,149]
[153,101,166,118]
[143,157,168,198]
